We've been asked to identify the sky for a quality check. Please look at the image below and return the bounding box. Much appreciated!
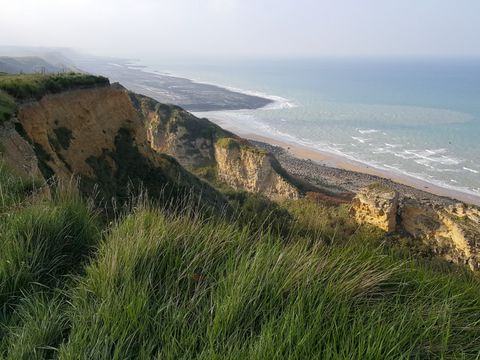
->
[1,0,480,59]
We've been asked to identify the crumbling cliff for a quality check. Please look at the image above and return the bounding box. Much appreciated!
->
[136,93,302,200]
[352,184,480,270]
[3,83,226,210]
[214,138,300,200]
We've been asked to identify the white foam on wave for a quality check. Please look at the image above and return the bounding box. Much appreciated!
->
[199,110,480,199]
[351,136,370,144]
[463,167,479,174]
[358,129,379,134]
[394,149,462,167]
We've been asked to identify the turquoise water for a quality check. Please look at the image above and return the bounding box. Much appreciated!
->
[143,58,480,196]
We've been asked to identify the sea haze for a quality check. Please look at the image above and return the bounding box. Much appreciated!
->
[141,57,480,197]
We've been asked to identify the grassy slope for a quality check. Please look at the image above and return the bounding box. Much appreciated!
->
[1,162,480,359]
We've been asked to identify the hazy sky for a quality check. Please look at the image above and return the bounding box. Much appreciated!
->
[1,0,480,59]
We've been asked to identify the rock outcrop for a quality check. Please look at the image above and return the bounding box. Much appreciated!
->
[137,94,302,200]
[350,184,398,232]
[9,84,227,210]
[401,200,480,271]
[134,94,231,168]
[352,183,480,270]
[214,138,300,200]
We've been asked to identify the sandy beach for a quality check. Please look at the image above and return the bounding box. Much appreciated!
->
[202,115,480,206]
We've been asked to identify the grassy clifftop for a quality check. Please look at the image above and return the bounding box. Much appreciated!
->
[0,73,109,101]
[1,162,480,359]
[0,73,109,124]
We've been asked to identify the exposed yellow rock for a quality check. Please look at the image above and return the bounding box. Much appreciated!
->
[351,183,480,270]
[12,85,227,210]
[350,183,398,232]
[214,138,300,200]
[401,200,480,271]
[17,85,144,179]
[138,96,301,200]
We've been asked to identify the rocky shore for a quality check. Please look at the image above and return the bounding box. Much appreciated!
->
[250,140,458,207]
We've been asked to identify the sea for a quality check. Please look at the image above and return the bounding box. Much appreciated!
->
[140,57,480,198]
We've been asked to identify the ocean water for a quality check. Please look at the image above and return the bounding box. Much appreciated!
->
[142,58,480,197]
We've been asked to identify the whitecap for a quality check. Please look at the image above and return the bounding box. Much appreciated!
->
[358,129,379,134]
[463,167,479,174]
[351,136,370,144]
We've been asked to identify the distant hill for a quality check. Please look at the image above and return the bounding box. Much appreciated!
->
[0,56,75,74]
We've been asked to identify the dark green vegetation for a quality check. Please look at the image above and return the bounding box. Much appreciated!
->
[52,127,73,150]
[82,127,228,214]
[0,73,109,102]
[1,161,480,359]
[0,90,16,124]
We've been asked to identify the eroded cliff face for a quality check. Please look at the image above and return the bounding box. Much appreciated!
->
[352,184,480,270]
[135,94,230,168]
[350,184,398,232]
[401,201,480,271]
[12,85,227,209]
[214,138,300,200]
[137,94,302,200]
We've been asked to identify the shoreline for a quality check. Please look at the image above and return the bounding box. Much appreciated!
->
[76,58,274,112]
[201,115,480,206]
[81,57,480,206]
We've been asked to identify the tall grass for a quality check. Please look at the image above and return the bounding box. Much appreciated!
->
[0,169,479,358]
[58,208,480,359]
[0,180,100,356]
[0,163,43,211]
